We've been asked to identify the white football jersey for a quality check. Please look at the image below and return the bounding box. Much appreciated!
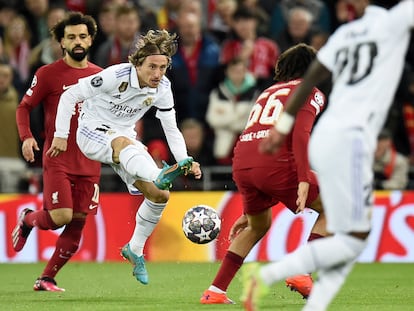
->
[316,1,414,147]
[55,63,175,137]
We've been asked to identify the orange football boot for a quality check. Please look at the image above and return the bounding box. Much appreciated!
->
[285,274,313,299]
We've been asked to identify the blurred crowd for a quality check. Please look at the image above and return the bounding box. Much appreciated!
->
[0,0,413,193]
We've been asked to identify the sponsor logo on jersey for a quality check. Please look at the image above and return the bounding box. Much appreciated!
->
[89,204,98,210]
[118,82,128,92]
[62,84,75,90]
[91,76,103,87]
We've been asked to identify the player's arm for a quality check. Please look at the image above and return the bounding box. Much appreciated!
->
[291,108,316,213]
[47,84,85,157]
[16,100,40,162]
[157,109,202,179]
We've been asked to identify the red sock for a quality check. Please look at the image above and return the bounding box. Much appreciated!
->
[307,232,324,242]
[41,218,85,279]
[24,210,60,230]
[211,251,244,292]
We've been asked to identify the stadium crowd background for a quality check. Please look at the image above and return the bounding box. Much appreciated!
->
[0,0,413,193]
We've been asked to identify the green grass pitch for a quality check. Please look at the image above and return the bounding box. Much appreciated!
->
[0,262,413,310]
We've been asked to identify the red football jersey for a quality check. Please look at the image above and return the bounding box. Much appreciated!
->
[233,79,326,184]
[221,38,279,79]
[16,59,102,176]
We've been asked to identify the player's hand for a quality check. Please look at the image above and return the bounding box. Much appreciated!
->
[229,214,248,241]
[259,127,286,154]
[295,181,310,213]
[46,137,68,157]
[22,138,40,163]
[189,161,202,179]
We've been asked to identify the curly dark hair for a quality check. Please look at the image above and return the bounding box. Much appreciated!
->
[274,43,317,82]
[129,30,178,67]
[51,11,98,42]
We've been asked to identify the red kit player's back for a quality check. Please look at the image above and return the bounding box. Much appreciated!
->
[233,79,325,178]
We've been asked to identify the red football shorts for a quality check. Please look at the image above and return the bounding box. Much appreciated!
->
[42,165,100,215]
[233,167,319,215]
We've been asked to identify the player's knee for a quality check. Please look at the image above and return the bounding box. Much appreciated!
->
[112,137,134,163]
[146,189,169,203]
[249,221,271,239]
[50,208,73,227]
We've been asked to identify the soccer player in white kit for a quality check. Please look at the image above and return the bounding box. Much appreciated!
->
[49,30,202,285]
[242,1,414,310]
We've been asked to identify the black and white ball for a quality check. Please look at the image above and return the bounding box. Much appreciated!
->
[182,205,221,244]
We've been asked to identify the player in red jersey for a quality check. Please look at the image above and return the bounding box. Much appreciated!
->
[200,43,327,304]
[13,12,102,292]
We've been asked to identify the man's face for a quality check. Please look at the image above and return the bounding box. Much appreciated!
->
[136,55,169,88]
[61,24,92,62]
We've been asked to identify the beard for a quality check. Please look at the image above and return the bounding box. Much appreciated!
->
[66,46,89,61]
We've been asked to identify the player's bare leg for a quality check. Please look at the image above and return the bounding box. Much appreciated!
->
[201,209,272,304]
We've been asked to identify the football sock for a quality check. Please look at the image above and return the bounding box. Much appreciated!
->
[119,145,160,181]
[260,233,367,286]
[304,261,354,311]
[129,199,166,256]
[24,210,60,230]
[307,232,324,241]
[210,251,244,292]
[41,218,85,279]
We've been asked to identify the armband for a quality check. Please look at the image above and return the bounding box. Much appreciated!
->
[275,113,295,134]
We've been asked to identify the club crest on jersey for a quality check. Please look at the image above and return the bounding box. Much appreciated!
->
[143,97,154,106]
[314,92,324,106]
[118,82,128,92]
[91,76,103,87]
[52,191,59,204]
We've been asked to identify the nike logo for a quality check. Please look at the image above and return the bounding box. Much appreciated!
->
[89,204,98,210]
[62,84,75,90]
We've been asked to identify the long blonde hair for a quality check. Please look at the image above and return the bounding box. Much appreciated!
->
[128,29,177,67]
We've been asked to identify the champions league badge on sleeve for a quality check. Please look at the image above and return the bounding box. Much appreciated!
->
[91,76,103,87]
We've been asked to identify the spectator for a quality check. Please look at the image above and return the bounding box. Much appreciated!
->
[206,57,258,165]
[276,7,314,53]
[89,2,116,61]
[179,0,208,29]
[93,3,141,68]
[221,5,280,90]
[29,5,66,75]
[208,0,237,44]
[156,0,181,31]
[269,0,331,39]
[3,14,32,96]
[0,2,17,38]
[168,11,221,123]
[20,0,49,47]
[180,118,216,166]
[374,129,409,190]
[237,0,270,36]
[0,61,26,193]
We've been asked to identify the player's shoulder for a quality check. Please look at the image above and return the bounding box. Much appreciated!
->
[87,61,103,72]
[35,59,65,76]
[158,75,172,91]
[102,62,133,78]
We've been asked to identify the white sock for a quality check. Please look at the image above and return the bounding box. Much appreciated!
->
[119,145,160,181]
[260,233,367,286]
[129,199,166,256]
[304,261,354,311]
[207,285,226,294]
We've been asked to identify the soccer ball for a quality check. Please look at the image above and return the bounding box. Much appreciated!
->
[182,205,221,244]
